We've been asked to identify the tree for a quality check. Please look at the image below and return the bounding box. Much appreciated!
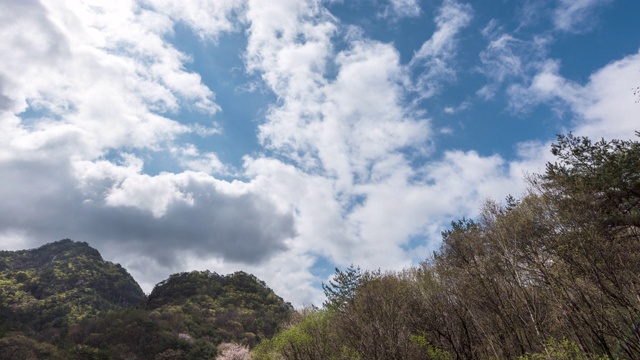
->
[336,271,427,360]
[216,342,250,360]
[252,307,343,360]
[321,265,361,311]
[537,133,640,357]
[542,132,640,229]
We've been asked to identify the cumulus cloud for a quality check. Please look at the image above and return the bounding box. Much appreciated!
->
[508,51,640,140]
[239,0,530,288]
[0,0,221,158]
[0,152,295,265]
[0,0,295,291]
[144,0,245,39]
[244,1,421,278]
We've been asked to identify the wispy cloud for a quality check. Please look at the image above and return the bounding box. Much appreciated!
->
[410,0,473,98]
[553,0,612,33]
[443,100,471,114]
[477,20,551,100]
[384,0,421,19]
[239,0,532,302]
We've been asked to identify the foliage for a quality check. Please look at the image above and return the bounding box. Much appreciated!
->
[410,334,453,360]
[253,307,348,360]
[518,338,608,360]
[60,270,291,358]
[147,270,292,345]
[0,239,145,333]
[542,132,640,229]
[0,333,64,359]
[321,264,361,311]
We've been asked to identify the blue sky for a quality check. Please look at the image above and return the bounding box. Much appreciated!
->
[1,0,639,306]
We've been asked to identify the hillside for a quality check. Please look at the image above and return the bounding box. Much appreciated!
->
[0,240,292,359]
[0,239,144,334]
[147,270,292,343]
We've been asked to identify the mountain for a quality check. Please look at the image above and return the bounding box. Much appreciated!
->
[0,239,144,334]
[147,270,293,344]
[63,270,294,359]
[0,240,292,359]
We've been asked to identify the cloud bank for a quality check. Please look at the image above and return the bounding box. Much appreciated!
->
[1,0,638,305]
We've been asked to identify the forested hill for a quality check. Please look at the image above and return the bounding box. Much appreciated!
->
[0,240,292,359]
[0,239,145,331]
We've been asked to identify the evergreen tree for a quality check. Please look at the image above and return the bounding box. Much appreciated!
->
[321,265,361,311]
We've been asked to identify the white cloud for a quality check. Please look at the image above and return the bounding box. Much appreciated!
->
[444,100,471,114]
[241,0,423,282]
[482,35,525,80]
[169,144,228,175]
[508,51,640,140]
[181,152,227,174]
[0,0,222,160]
[0,0,298,299]
[384,0,421,19]
[144,0,245,39]
[410,0,473,98]
[238,0,535,301]
[477,19,551,100]
[553,0,612,33]
[412,0,472,61]
[245,0,431,181]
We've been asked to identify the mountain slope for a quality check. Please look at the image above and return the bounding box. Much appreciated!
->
[0,239,145,333]
[147,270,293,344]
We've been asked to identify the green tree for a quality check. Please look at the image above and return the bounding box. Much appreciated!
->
[252,307,344,360]
[538,133,640,358]
[321,265,361,311]
[542,132,640,229]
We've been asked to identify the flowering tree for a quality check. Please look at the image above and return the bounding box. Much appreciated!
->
[216,342,250,360]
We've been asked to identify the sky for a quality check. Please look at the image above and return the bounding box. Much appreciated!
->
[1,0,639,306]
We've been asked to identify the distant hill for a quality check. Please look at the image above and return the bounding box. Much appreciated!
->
[147,270,293,344]
[0,239,144,333]
[0,239,292,359]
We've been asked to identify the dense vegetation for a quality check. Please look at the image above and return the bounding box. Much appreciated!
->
[0,239,145,334]
[254,133,640,360]
[147,270,292,344]
[0,241,291,359]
